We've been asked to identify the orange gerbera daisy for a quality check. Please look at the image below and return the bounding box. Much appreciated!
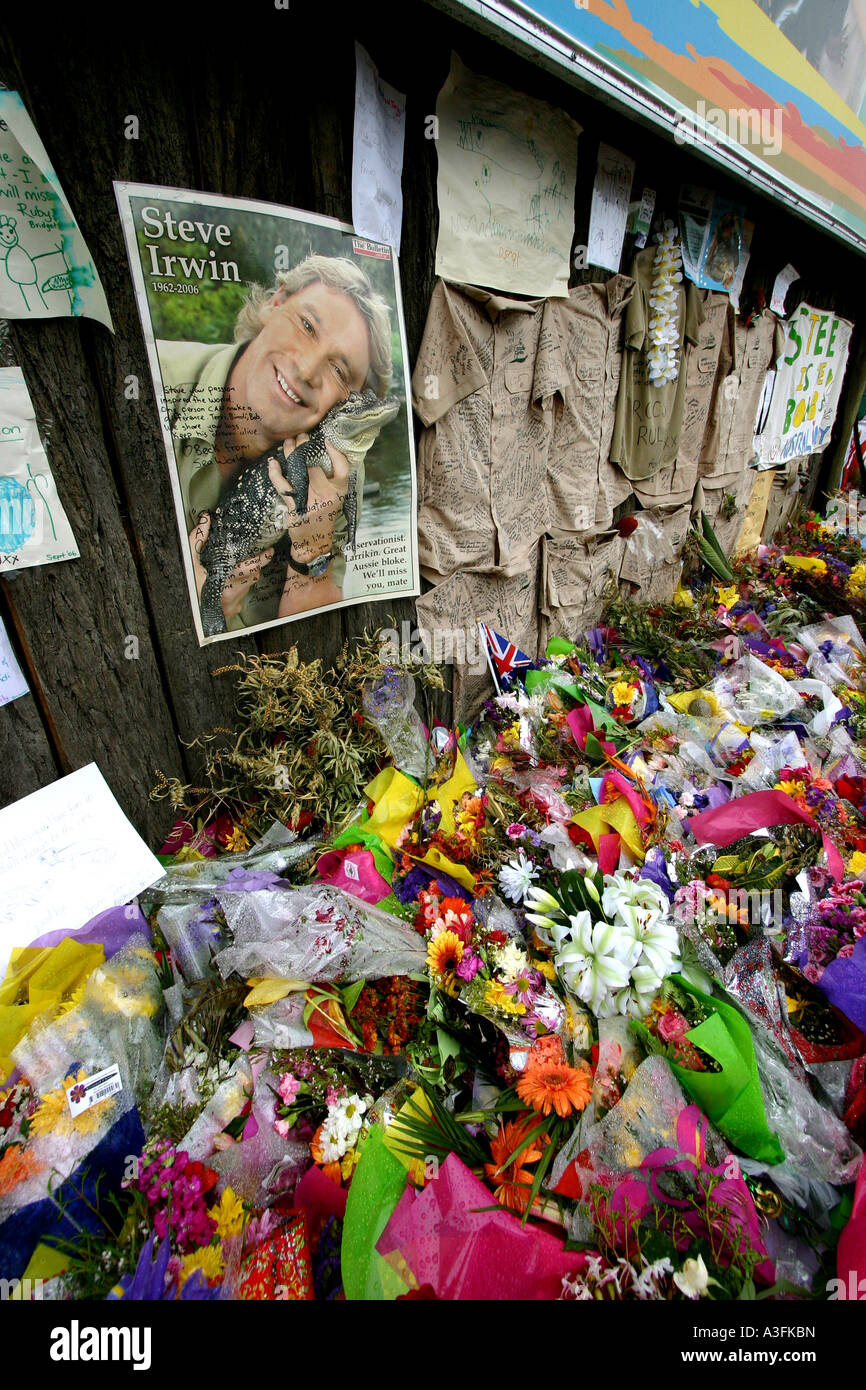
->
[426,930,464,976]
[484,1117,545,1214]
[516,1037,593,1119]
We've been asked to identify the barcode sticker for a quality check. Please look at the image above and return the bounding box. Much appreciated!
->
[65,1063,123,1116]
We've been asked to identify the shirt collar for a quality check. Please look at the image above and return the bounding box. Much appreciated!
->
[172,342,245,448]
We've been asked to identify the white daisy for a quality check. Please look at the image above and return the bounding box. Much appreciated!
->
[497,851,540,904]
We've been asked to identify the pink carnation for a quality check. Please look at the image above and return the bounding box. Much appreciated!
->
[277,1072,301,1105]
[837,943,856,959]
[273,1118,291,1139]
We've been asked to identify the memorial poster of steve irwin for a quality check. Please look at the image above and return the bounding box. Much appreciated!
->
[115,183,418,644]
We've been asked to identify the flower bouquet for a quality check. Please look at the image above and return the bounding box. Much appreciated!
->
[632,978,784,1163]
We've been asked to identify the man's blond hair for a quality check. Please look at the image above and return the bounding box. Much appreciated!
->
[234,253,392,396]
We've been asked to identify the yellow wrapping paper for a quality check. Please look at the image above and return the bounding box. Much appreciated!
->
[570,798,645,860]
[0,937,105,1078]
[364,756,477,891]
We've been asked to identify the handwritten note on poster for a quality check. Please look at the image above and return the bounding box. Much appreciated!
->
[0,763,164,982]
[0,366,79,573]
[0,612,28,706]
[0,91,112,329]
[588,145,635,272]
[352,44,406,254]
[434,54,580,298]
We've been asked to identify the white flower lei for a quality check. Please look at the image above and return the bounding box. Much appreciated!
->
[647,220,683,385]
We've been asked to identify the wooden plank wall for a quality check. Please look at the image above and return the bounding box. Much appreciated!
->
[1,0,864,845]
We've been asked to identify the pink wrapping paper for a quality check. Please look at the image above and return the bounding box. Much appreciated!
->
[314,848,392,903]
[599,769,653,825]
[376,1153,585,1300]
[836,1158,866,1295]
[567,705,617,758]
[685,790,844,880]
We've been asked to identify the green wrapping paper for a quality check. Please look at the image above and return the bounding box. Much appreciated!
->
[662,977,784,1164]
[341,1124,410,1300]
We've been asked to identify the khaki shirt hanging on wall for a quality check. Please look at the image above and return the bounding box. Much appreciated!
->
[631,290,729,509]
[544,276,635,534]
[411,281,565,582]
[699,310,785,489]
[609,245,705,482]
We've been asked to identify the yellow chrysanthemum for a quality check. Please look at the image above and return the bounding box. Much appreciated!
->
[212,1186,246,1240]
[340,1146,361,1181]
[55,984,87,1017]
[484,980,526,1017]
[224,827,250,853]
[846,563,866,599]
[775,779,807,800]
[178,1245,224,1290]
[29,1070,116,1139]
[531,957,557,981]
[848,851,866,875]
[88,954,158,1019]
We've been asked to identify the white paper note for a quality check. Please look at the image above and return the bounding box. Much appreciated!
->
[0,763,164,981]
[434,54,581,298]
[770,263,800,317]
[0,365,79,572]
[0,91,113,330]
[588,144,635,272]
[352,44,406,254]
[0,611,28,705]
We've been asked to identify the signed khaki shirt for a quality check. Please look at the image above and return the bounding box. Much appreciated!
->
[411,282,564,581]
[610,246,705,482]
[632,290,729,509]
[699,310,785,489]
[544,276,635,533]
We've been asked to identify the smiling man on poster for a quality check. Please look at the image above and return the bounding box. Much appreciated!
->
[162,253,394,630]
[114,184,418,644]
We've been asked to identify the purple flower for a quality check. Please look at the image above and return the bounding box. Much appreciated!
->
[455,950,482,982]
[639,847,677,902]
[393,863,472,905]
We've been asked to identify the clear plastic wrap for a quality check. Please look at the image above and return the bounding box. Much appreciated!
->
[12,935,163,1110]
[141,822,321,912]
[710,653,803,726]
[749,1025,862,1186]
[361,669,432,782]
[213,884,427,983]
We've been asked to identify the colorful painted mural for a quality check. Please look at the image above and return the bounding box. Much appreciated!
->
[469,0,866,243]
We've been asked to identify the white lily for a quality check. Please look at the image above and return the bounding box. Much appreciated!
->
[556,917,631,1017]
[601,870,668,923]
[524,885,565,918]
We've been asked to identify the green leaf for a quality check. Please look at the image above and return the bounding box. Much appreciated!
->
[341,980,366,1016]
[436,1028,462,1066]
